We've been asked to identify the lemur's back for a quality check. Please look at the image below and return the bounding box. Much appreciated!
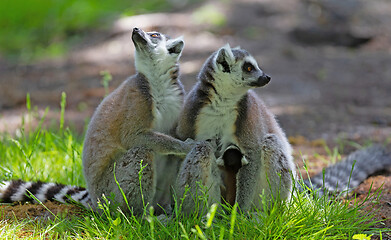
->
[82,29,190,213]
[1,28,192,215]
[82,74,153,185]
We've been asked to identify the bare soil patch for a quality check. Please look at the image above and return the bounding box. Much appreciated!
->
[0,200,85,221]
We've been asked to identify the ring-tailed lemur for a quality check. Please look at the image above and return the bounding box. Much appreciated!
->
[0,28,194,214]
[175,44,391,214]
[175,44,296,213]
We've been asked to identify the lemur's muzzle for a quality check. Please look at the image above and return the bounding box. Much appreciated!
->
[258,74,271,86]
[132,27,147,46]
[250,74,271,87]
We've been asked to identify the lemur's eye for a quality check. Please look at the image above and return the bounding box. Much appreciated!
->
[243,62,255,73]
[151,33,160,38]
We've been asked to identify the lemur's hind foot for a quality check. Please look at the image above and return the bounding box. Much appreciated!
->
[175,140,222,215]
[91,147,155,215]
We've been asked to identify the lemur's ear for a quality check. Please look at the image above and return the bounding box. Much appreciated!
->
[215,44,234,73]
[167,36,185,55]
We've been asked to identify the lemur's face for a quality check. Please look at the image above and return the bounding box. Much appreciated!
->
[212,45,271,91]
[131,28,184,72]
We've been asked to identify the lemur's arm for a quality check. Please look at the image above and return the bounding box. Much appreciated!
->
[235,151,262,212]
[137,131,195,156]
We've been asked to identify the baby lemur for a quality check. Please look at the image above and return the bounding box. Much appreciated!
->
[175,44,296,213]
[0,28,193,214]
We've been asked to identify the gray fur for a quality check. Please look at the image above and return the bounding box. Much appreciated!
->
[303,144,391,196]
[176,44,295,212]
[0,29,191,214]
[175,140,222,215]
[82,28,192,214]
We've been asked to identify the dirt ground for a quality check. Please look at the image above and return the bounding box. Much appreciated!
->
[0,201,85,221]
[0,0,390,233]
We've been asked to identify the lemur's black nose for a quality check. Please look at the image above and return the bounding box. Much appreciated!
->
[261,74,271,82]
[257,74,271,86]
[265,74,271,81]
[133,27,140,32]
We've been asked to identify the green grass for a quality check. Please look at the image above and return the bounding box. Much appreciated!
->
[0,94,84,186]
[0,0,195,62]
[0,94,389,239]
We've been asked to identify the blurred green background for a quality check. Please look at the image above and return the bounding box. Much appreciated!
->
[0,0,185,62]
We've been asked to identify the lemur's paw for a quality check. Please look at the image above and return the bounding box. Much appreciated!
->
[205,138,218,149]
[194,140,217,153]
[184,138,197,145]
[184,138,198,150]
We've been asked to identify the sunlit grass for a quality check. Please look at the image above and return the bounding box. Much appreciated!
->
[0,93,84,186]
[0,94,389,239]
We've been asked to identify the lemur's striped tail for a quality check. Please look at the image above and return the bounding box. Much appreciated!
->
[0,180,91,208]
[303,144,391,196]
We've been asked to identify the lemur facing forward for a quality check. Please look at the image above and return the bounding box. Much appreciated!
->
[175,44,296,213]
[0,28,194,214]
[175,44,391,214]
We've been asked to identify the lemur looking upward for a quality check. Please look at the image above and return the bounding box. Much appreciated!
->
[1,28,194,215]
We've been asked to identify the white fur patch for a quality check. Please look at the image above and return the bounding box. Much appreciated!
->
[11,181,32,202]
[150,74,183,133]
[244,56,260,72]
[71,189,88,201]
[80,195,92,208]
[70,189,91,207]
[53,185,72,203]
[196,97,239,152]
[34,182,56,202]
[133,33,183,133]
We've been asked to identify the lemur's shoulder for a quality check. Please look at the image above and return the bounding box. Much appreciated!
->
[234,91,273,134]
[177,82,211,140]
[89,73,154,132]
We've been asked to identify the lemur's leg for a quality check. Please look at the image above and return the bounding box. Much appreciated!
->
[236,134,294,212]
[154,155,182,213]
[175,140,221,215]
[91,147,156,215]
